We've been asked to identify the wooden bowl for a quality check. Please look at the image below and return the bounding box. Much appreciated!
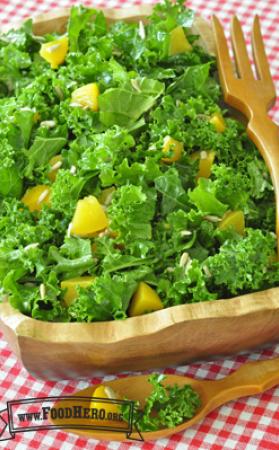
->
[0,6,279,380]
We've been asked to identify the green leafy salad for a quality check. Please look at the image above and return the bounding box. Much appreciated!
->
[0,0,278,323]
[121,373,201,432]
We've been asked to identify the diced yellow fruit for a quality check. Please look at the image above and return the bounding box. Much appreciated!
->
[98,187,116,206]
[21,185,51,212]
[128,282,164,317]
[71,83,99,112]
[210,112,226,133]
[218,210,245,235]
[61,276,95,306]
[191,151,215,178]
[71,195,108,237]
[48,155,63,182]
[90,385,124,426]
[169,26,192,55]
[161,136,184,163]
[91,385,120,414]
[39,36,68,69]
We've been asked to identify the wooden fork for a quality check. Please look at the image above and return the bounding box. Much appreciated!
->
[212,15,279,256]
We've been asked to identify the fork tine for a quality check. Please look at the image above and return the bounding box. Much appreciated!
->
[252,15,275,86]
[211,15,235,90]
[231,16,254,79]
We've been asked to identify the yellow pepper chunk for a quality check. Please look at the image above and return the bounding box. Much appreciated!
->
[191,150,215,179]
[71,195,108,237]
[61,276,95,306]
[21,185,51,212]
[39,36,68,69]
[169,26,192,55]
[218,210,245,235]
[91,385,120,413]
[210,112,226,133]
[162,136,184,163]
[71,83,99,112]
[128,282,164,317]
[48,155,63,182]
[90,385,123,426]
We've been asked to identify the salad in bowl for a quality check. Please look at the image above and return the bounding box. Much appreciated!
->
[0,0,278,327]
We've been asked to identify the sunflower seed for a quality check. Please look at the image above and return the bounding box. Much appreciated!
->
[138,20,146,39]
[200,150,208,160]
[179,252,189,267]
[38,190,49,204]
[50,160,62,172]
[98,229,109,238]
[204,215,222,222]
[180,230,192,237]
[39,283,46,300]
[184,258,193,273]
[20,107,34,112]
[24,243,39,251]
[203,265,212,277]
[148,144,156,151]
[41,120,56,128]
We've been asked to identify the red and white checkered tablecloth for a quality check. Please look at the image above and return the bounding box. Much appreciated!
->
[0,0,279,449]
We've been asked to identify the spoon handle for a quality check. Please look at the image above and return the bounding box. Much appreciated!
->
[206,357,279,410]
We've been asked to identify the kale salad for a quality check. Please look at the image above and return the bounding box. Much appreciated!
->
[0,0,278,323]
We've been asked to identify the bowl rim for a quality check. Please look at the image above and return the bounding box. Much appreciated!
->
[1,286,279,343]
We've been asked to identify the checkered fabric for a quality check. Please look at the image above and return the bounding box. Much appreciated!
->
[0,0,279,449]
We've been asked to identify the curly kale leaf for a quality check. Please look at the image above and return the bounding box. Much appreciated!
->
[68,271,141,321]
[122,373,201,432]
[206,229,279,296]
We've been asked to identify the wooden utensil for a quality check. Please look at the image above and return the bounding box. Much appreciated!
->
[212,15,279,255]
[52,357,279,441]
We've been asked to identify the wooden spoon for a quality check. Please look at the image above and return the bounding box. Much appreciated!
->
[52,357,279,441]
